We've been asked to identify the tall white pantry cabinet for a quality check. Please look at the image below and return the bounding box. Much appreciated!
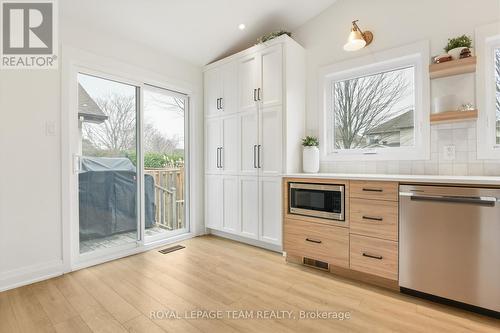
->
[204,35,305,250]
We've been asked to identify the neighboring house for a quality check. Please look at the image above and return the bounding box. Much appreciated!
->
[78,84,107,124]
[366,109,414,147]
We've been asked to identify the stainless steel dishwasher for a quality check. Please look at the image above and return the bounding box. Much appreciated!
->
[399,184,500,315]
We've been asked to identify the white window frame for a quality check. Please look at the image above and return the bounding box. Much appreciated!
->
[319,41,430,161]
[476,22,500,159]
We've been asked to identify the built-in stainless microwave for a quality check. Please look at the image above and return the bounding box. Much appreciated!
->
[289,183,345,221]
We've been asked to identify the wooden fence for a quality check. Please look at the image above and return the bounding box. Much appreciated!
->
[145,167,185,230]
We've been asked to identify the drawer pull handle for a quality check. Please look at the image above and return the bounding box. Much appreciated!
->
[362,215,383,221]
[362,252,383,260]
[362,188,383,192]
[305,238,322,244]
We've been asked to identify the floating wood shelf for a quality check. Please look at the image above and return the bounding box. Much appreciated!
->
[429,56,476,79]
[430,110,478,123]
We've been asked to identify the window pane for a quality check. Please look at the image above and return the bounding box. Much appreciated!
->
[333,67,415,150]
[495,48,500,145]
[143,86,186,238]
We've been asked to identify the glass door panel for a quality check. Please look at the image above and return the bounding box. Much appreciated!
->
[143,85,188,241]
[77,73,139,254]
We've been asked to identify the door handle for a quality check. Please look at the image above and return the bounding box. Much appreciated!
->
[219,147,224,169]
[362,215,384,221]
[253,145,257,168]
[362,253,383,260]
[305,238,322,244]
[362,188,383,192]
[73,154,82,174]
[216,147,220,168]
[257,88,261,101]
[409,194,497,206]
[253,89,257,102]
[219,97,223,109]
[257,145,262,168]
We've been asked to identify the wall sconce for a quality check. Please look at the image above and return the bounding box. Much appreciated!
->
[343,20,373,52]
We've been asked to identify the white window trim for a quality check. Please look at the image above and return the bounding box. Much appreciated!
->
[318,41,430,161]
[476,22,500,160]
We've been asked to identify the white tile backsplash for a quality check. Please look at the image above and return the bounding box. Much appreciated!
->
[320,120,499,176]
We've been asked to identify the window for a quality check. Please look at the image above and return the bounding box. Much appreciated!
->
[320,41,430,161]
[476,23,500,159]
[333,67,415,150]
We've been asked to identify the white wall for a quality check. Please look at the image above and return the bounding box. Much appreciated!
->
[0,20,204,291]
[293,0,500,175]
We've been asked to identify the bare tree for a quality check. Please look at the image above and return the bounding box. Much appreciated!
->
[82,94,136,155]
[143,123,179,154]
[334,69,412,149]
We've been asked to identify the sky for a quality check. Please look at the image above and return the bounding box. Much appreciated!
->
[78,73,185,149]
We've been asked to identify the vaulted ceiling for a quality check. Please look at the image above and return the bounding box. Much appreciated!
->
[61,0,337,66]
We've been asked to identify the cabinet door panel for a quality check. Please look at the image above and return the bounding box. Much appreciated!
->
[240,176,259,239]
[205,118,221,173]
[222,176,239,233]
[221,62,237,115]
[240,111,259,175]
[260,45,283,108]
[222,115,240,174]
[204,68,222,117]
[238,54,259,112]
[260,106,282,176]
[260,177,282,245]
[205,175,222,230]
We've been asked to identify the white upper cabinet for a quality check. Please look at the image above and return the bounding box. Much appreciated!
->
[221,114,240,174]
[204,67,222,117]
[260,44,283,108]
[220,62,237,115]
[240,110,259,175]
[237,53,260,113]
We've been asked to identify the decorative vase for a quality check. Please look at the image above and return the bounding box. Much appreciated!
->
[447,47,467,60]
[303,146,319,173]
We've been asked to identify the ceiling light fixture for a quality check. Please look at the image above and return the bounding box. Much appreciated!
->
[343,20,373,52]
[238,23,246,30]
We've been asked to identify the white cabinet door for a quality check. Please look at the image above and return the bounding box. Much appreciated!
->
[205,117,221,174]
[221,62,237,115]
[259,106,282,176]
[222,176,239,233]
[238,53,259,113]
[221,114,240,174]
[260,44,283,108]
[239,176,259,239]
[205,67,222,117]
[240,110,259,175]
[259,177,282,245]
[205,174,222,230]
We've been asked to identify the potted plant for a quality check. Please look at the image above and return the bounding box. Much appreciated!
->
[444,35,472,60]
[302,136,320,173]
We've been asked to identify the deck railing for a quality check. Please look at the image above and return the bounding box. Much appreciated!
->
[145,167,185,230]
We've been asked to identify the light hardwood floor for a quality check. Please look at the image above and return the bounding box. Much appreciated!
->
[1,235,499,333]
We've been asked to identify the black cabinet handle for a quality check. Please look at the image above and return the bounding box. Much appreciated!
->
[305,238,322,244]
[253,145,257,168]
[257,145,261,168]
[253,89,257,101]
[257,88,261,101]
[219,97,223,109]
[362,188,383,192]
[362,215,383,221]
[362,253,383,260]
[219,147,223,168]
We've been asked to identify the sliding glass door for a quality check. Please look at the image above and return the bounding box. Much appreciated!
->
[74,72,189,260]
[143,85,188,241]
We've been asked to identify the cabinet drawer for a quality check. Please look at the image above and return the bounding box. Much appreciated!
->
[350,234,398,280]
[350,181,398,201]
[350,198,398,241]
[284,219,349,268]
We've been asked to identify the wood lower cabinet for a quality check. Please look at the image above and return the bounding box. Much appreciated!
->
[284,219,349,268]
[349,234,398,280]
[283,178,400,287]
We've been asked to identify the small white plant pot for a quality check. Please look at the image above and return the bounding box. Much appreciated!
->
[447,47,467,60]
[302,146,319,173]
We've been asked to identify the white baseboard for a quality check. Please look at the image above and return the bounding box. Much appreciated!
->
[0,260,64,292]
[209,229,283,253]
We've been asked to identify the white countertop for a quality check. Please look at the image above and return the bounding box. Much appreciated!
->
[285,173,500,186]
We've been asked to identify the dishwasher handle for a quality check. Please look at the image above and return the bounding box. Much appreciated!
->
[401,193,497,207]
